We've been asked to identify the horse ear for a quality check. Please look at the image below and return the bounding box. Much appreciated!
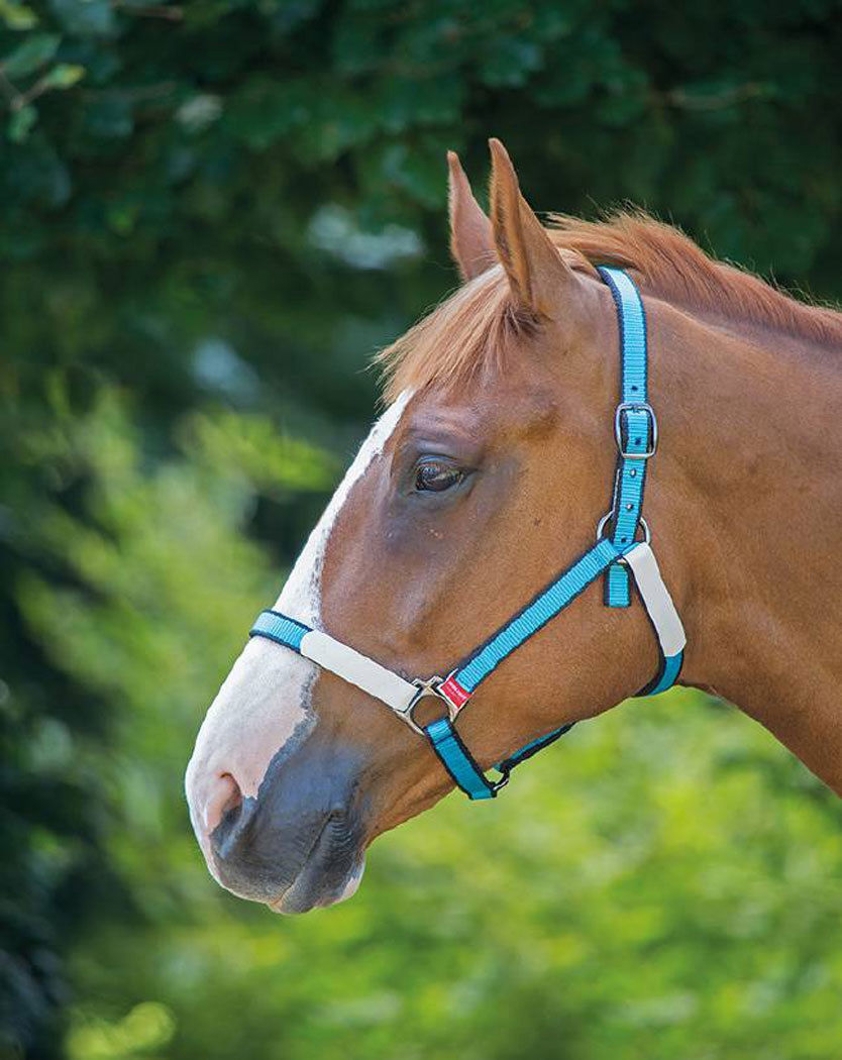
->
[488,138,573,317]
[448,150,495,282]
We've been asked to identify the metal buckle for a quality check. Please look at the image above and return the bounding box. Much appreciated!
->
[395,676,458,736]
[596,510,651,546]
[614,402,658,460]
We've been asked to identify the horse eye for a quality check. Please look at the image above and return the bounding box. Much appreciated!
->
[414,459,464,493]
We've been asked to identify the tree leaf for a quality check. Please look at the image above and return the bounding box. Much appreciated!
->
[49,0,115,38]
[0,0,38,30]
[43,62,85,89]
[7,102,37,142]
[1,32,60,77]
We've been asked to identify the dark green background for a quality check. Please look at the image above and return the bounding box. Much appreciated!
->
[2,2,841,1058]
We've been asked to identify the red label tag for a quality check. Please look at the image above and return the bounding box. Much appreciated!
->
[440,674,471,710]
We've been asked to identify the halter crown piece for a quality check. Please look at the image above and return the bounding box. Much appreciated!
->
[250,268,686,800]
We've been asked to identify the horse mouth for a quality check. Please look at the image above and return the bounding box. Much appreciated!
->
[267,816,366,915]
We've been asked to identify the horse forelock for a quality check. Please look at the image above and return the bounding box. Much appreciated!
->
[377,264,539,405]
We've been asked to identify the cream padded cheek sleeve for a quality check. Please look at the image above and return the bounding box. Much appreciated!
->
[623,543,686,658]
[299,630,418,711]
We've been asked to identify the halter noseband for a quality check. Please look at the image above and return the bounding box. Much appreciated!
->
[249,268,686,800]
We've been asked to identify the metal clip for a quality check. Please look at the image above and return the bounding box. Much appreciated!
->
[490,765,511,794]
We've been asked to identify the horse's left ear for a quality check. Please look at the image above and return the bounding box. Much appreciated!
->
[448,151,495,282]
[488,138,574,318]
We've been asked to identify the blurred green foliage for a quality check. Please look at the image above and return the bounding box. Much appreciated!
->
[2,1,842,1058]
[17,397,842,1060]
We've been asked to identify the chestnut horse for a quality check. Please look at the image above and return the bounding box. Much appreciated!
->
[186,140,842,914]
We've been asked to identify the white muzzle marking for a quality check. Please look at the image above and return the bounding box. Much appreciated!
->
[185,392,412,865]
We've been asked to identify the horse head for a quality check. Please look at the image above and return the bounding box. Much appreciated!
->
[185,140,688,912]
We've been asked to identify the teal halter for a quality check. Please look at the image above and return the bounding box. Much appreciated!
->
[249,268,686,800]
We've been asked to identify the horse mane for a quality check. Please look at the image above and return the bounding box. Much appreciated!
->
[378,211,842,402]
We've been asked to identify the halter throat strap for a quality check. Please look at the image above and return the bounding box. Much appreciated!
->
[248,268,686,800]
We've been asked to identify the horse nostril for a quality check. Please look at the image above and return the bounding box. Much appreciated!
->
[203,772,243,837]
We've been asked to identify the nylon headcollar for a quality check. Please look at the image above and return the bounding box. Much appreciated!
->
[249,268,686,799]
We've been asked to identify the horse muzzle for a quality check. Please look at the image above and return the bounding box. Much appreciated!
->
[195,733,368,914]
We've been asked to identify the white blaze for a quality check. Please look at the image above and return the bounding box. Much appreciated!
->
[185,392,411,861]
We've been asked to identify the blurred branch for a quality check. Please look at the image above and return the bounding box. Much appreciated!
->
[113,1,184,19]
[0,65,21,107]
[660,81,770,111]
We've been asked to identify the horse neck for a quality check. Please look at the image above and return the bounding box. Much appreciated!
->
[646,296,842,793]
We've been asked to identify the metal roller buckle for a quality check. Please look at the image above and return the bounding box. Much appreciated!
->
[614,402,658,459]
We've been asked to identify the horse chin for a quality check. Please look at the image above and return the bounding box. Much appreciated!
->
[268,850,366,916]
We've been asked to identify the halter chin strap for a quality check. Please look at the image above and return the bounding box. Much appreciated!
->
[249,267,686,801]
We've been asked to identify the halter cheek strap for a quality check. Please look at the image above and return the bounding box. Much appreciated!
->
[248,268,686,801]
[600,265,654,607]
